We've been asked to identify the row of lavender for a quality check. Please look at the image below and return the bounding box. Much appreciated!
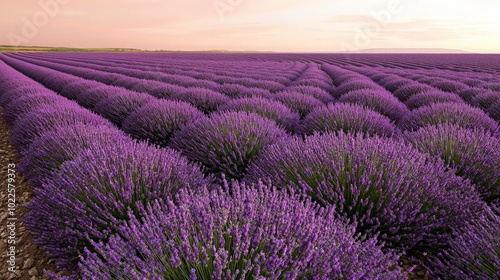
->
[10,52,500,123]
[1,53,499,279]
[343,65,500,117]
[0,60,407,279]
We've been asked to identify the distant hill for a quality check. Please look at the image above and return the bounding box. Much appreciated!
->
[347,48,472,54]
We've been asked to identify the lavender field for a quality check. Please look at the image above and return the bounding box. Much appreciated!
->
[1,52,499,279]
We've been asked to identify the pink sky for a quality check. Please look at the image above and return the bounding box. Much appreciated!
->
[2,0,500,52]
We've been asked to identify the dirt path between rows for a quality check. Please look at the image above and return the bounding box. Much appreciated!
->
[0,107,56,280]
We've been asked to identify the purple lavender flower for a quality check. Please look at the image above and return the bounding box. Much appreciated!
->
[0,85,48,107]
[404,90,464,110]
[41,73,80,92]
[2,93,68,126]
[272,91,324,118]
[170,87,231,113]
[470,91,500,110]
[393,83,436,102]
[138,82,186,99]
[399,102,500,136]
[283,85,334,103]
[170,111,289,181]
[297,103,399,137]
[59,80,108,101]
[93,91,154,126]
[338,89,409,121]
[25,141,211,271]
[244,132,482,254]
[378,77,409,92]
[457,87,491,102]
[19,124,129,188]
[11,104,112,153]
[218,97,300,132]
[429,80,469,93]
[122,99,206,146]
[79,181,404,279]
[487,100,500,121]
[404,123,500,205]
[75,85,121,109]
[427,204,500,279]
[216,83,271,99]
[332,80,380,98]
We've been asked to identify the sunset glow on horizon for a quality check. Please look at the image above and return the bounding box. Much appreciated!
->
[2,0,500,53]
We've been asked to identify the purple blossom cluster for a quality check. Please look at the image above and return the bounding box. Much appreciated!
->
[393,83,437,102]
[79,181,404,280]
[271,91,324,118]
[170,87,231,113]
[297,103,399,137]
[218,97,300,132]
[122,99,206,146]
[244,132,482,254]
[170,111,289,181]
[428,204,500,279]
[404,124,500,205]
[399,102,500,136]
[93,90,154,126]
[26,141,211,271]
[11,103,112,153]
[338,89,408,121]
[19,124,129,187]
[404,90,464,110]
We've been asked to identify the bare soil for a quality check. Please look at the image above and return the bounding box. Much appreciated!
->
[0,107,57,280]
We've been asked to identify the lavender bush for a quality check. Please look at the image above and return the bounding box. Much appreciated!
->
[470,91,500,110]
[170,111,288,181]
[93,91,154,126]
[145,83,187,99]
[0,86,48,107]
[74,85,120,109]
[59,80,104,101]
[217,83,270,99]
[338,89,409,121]
[25,141,211,271]
[245,132,482,254]
[170,87,231,113]
[487,100,500,121]
[297,103,399,137]
[404,90,464,110]
[393,83,436,102]
[218,97,300,132]
[428,204,500,279]
[19,124,129,188]
[272,91,324,118]
[332,80,379,98]
[2,93,67,126]
[11,104,112,153]
[122,100,205,146]
[399,103,500,136]
[380,78,409,92]
[79,181,404,279]
[285,85,334,103]
[457,87,490,102]
[430,80,469,93]
[404,124,500,205]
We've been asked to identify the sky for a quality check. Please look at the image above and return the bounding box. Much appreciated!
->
[1,0,499,52]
